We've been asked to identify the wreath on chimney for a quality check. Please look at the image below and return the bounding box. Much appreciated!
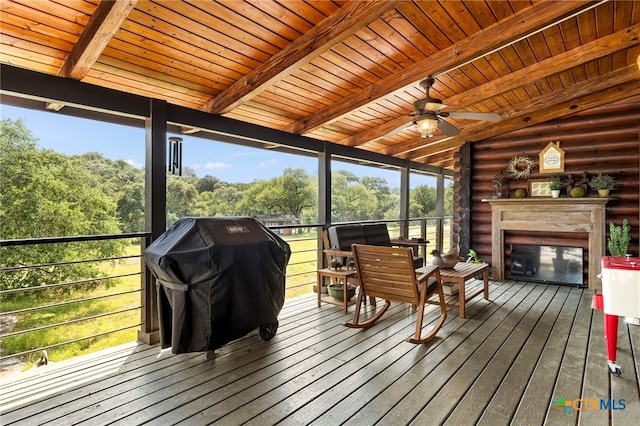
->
[507,156,536,180]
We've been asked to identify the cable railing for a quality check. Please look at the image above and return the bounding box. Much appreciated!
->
[0,233,148,366]
[0,218,450,368]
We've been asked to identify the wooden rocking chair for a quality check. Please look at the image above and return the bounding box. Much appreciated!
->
[345,244,447,344]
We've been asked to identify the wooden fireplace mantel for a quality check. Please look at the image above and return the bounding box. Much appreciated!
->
[483,198,612,289]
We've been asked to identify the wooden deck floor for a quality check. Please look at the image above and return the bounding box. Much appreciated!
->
[1,279,639,425]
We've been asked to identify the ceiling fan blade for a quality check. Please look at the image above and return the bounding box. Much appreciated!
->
[446,111,503,122]
[438,119,460,137]
[372,120,414,142]
[423,101,447,112]
[384,121,414,138]
[413,98,446,114]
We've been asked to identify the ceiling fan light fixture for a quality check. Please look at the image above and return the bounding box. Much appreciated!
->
[416,117,438,138]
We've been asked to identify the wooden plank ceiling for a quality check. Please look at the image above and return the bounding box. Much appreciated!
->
[1,0,639,170]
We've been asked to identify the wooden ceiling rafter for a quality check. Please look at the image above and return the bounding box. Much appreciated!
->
[409,65,640,160]
[57,0,138,80]
[1,0,638,170]
[201,1,401,115]
[284,1,597,136]
[383,24,640,157]
[329,2,619,152]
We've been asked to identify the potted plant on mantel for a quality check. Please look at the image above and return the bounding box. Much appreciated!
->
[589,173,619,197]
[608,219,631,257]
[549,175,562,198]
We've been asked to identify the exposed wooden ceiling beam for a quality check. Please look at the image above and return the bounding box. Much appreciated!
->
[285,0,594,135]
[440,23,640,113]
[201,1,401,115]
[415,151,452,169]
[341,115,411,147]
[57,0,138,79]
[408,66,640,160]
[381,27,640,157]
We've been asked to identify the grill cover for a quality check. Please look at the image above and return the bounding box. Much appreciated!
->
[144,217,290,353]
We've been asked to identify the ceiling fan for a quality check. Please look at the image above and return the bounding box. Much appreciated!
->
[409,76,503,138]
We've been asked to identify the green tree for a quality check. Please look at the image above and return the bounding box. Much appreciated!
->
[339,185,377,221]
[276,168,315,218]
[0,118,124,290]
[236,168,314,218]
[79,153,145,232]
[198,184,243,216]
[117,181,145,232]
[166,175,203,225]
[410,184,437,217]
[196,175,221,193]
[236,180,277,216]
[444,182,454,215]
[361,176,399,219]
[331,170,377,222]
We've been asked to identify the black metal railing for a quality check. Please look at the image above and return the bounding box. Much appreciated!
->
[0,233,149,365]
[0,217,450,366]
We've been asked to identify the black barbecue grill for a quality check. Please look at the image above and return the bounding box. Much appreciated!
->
[144,217,291,354]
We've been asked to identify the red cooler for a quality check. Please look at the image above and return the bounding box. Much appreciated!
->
[598,256,640,376]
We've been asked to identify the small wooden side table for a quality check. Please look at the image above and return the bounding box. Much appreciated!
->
[316,267,357,312]
[390,238,429,259]
[417,262,489,318]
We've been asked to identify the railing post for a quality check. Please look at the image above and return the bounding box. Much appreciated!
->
[400,162,410,238]
[318,144,332,268]
[138,237,160,345]
[436,217,444,253]
[138,98,167,345]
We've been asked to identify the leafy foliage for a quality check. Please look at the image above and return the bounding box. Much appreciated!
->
[410,185,437,217]
[1,117,453,290]
[466,249,483,263]
[331,170,378,222]
[589,173,618,190]
[549,175,563,190]
[0,119,124,290]
[361,176,400,219]
[608,219,631,257]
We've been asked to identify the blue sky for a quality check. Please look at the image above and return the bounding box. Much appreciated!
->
[1,104,434,188]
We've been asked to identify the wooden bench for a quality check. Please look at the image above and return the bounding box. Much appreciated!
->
[345,244,447,344]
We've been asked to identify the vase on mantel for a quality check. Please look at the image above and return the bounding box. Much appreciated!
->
[598,189,610,197]
[551,189,561,198]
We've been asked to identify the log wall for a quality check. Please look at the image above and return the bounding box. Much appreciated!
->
[460,99,640,279]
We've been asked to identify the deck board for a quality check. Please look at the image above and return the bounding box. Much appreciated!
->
[1,280,639,426]
[411,283,553,425]
[446,285,570,425]
[483,286,581,424]
[580,299,612,425]
[340,281,529,424]
[334,280,518,426]
[611,322,640,425]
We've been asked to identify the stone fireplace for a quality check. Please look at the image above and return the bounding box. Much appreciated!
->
[484,198,611,289]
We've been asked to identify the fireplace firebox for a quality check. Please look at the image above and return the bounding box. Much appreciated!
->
[509,244,584,286]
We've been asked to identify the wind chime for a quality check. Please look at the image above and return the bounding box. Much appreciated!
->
[168,136,183,176]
